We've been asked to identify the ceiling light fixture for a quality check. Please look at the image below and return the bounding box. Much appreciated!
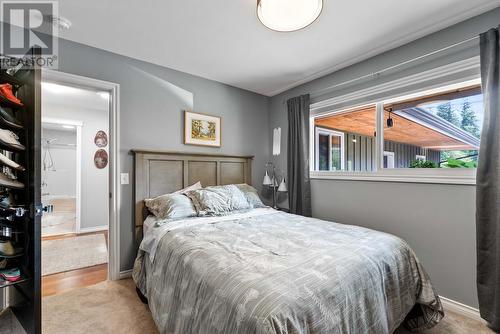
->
[257,0,323,32]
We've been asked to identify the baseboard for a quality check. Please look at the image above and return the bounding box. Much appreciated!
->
[78,226,108,234]
[439,295,484,323]
[119,269,132,279]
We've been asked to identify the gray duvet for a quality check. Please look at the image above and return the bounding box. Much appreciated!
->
[133,211,443,334]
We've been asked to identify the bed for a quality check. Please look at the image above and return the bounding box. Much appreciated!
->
[131,150,444,334]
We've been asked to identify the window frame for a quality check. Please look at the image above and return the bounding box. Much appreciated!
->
[309,58,481,185]
[315,127,345,171]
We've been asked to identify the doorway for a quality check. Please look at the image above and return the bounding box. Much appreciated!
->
[41,119,81,237]
[39,70,119,297]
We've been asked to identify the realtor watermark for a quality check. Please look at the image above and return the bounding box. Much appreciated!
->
[0,1,59,69]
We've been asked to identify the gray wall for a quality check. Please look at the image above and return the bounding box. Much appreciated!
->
[269,8,500,308]
[55,39,270,271]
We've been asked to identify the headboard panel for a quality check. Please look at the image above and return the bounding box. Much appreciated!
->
[133,150,253,244]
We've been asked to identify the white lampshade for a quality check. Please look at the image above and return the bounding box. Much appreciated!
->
[263,170,272,185]
[278,178,287,192]
[257,0,323,32]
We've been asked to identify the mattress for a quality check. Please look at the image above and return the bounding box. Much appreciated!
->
[133,208,443,334]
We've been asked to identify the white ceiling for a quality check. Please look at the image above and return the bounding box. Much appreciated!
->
[42,82,109,112]
[57,0,500,96]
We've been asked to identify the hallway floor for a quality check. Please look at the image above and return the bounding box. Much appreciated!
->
[41,198,76,237]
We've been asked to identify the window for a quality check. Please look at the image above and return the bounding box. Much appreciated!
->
[383,151,395,169]
[315,128,345,171]
[384,83,482,169]
[310,77,483,184]
[314,105,376,172]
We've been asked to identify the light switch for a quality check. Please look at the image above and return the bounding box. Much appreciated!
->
[120,173,129,185]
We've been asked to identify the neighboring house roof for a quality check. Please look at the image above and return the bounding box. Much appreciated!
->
[394,108,480,149]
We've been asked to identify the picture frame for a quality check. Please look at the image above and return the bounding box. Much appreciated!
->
[184,110,221,147]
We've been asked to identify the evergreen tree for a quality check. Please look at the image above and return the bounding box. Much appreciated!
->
[436,102,459,126]
[460,100,480,138]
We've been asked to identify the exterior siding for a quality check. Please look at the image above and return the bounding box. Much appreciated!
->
[318,127,440,170]
[384,140,440,168]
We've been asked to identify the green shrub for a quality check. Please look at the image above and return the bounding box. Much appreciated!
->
[409,160,437,168]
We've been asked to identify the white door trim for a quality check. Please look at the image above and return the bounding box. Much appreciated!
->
[42,69,121,281]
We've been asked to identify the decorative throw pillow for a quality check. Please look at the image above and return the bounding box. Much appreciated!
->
[144,193,197,219]
[235,183,266,208]
[206,185,251,211]
[174,181,202,194]
[186,185,250,215]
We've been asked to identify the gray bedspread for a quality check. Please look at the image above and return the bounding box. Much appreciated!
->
[133,210,443,334]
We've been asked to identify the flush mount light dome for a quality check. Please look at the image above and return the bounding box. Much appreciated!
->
[257,0,323,32]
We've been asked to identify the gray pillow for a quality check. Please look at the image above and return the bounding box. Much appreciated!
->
[144,193,197,219]
[186,185,250,216]
[235,184,265,208]
[207,185,250,210]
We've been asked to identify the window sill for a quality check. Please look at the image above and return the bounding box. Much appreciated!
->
[310,169,476,185]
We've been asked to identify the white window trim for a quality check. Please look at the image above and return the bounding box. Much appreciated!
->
[315,127,345,171]
[309,58,480,186]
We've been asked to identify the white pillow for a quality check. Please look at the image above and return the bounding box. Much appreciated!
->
[144,193,197,219]
[173,181,202,194]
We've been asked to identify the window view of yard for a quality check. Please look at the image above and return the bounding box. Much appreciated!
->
[419,93,483,168]
[313,83,483,171]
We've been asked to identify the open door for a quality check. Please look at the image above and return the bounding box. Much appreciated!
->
[0,47,42,333]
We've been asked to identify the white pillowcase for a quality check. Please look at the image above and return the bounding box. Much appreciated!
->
[174,181,202,194]
[186,185,250,216]
[144,193,197,220]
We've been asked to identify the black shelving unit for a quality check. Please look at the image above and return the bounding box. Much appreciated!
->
[0,48,42,334]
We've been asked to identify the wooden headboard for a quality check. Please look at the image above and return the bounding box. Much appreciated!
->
[132,150,253,244]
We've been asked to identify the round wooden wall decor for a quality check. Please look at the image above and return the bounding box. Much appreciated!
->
[94,130,108,148]
[94,149,108,169]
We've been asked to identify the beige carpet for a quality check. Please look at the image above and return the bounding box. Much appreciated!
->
[42,279,158,334]
[42,234,108,276]
[41,278,493,334]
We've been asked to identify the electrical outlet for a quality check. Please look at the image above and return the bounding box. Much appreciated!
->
[120,173,129,185]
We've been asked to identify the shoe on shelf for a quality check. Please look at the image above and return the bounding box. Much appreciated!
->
[0,191,15,209]
[0,173,23,190]
[0,258,6,269]
[0,225,12,238]
[0,107,23,130]
[0,129,24,151]
[0,240,14,256]
[0,268,21,282]
[0,84,23,107]
[4,168,16,180]
[0,152,24,171]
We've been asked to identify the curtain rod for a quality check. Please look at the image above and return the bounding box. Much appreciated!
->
[307,35,479,100]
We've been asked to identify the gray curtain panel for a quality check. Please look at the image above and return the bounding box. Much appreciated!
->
[287,94,312,216]
[477,26,500,331]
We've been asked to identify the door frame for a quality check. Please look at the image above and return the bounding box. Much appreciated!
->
[41,69,121,281]
[41,117,83,234]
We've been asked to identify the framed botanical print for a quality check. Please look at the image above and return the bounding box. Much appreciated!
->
[184,110,221,147]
